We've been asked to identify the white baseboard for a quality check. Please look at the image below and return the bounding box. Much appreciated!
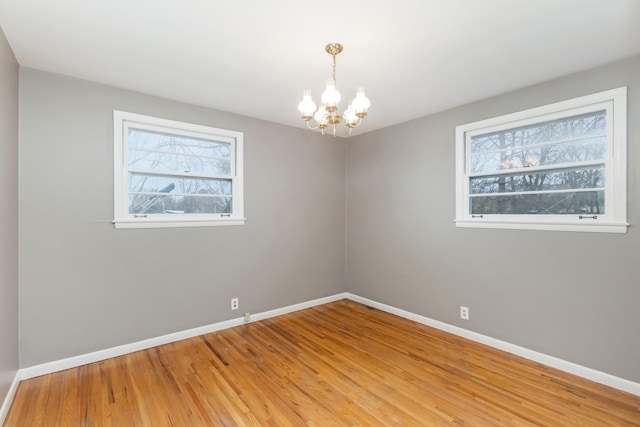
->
[0,371,21,425]
[21,292,348,380]
[17,291,640,398]
[346,293,640,397]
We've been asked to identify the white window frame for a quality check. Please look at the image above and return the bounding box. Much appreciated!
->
[455,87,627,233]
[113,111,245,229]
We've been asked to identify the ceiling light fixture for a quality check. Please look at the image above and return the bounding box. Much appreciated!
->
[297,43,371,137]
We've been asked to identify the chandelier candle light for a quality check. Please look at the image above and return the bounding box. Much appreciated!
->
[297,43,371,136]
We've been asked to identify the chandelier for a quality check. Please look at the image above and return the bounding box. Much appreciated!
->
[297,43,371,137]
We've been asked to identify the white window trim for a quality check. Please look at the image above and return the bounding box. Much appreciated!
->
[455,87,628,233]
[113,111,245,229]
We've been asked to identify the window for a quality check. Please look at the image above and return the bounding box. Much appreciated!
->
[455,87,627,233]
[113,111,245,228]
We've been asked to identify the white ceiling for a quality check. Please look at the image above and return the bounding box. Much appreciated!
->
[1,0,639,137]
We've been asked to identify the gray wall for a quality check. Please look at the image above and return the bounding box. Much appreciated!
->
[346,56,640,383]
[18,68,346,367]
[0,28,19,403]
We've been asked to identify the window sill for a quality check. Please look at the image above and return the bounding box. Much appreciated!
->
[454,218,629,233]
[113,217,246,229]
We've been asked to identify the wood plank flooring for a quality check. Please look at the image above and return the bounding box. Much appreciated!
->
[5,299,640,426]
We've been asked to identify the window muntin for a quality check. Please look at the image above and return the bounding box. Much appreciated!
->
[114,111,245,228]
[455,87,627,233]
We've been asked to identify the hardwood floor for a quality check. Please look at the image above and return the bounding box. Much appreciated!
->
[5,299,640,426]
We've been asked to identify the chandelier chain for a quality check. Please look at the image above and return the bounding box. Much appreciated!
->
[332,53,337,83]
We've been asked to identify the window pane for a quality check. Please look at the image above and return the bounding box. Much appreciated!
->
[470,166,605,195]
[128,128,231,176]
[470,191,604,215]
[129,194,232,215]
[129,173,231,198]
[471,136,605,173]
[470,110,606,173]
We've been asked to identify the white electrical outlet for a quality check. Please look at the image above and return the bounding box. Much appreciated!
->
[460,306,469,320]
[231,298,239,310]
[244,312,251,323]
